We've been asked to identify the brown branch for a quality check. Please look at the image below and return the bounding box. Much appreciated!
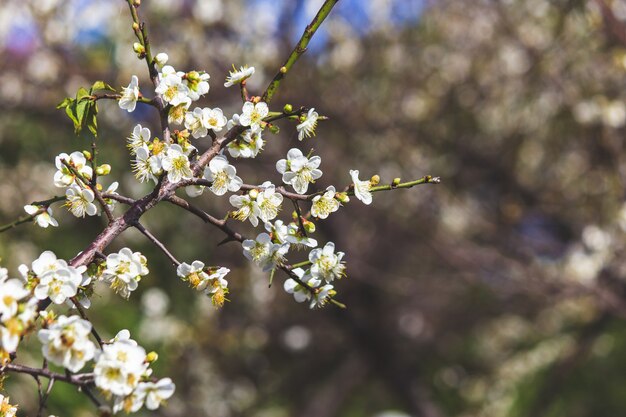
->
[133,221,181,267]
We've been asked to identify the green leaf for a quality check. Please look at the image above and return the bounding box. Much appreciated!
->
[90,81,115,94]
[56,97,72,109]
[76,87,90,101]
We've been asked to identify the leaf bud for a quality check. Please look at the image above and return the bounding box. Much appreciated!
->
[133,0,141,6]
[283,104,293,113]
[82,150,92,160]
[96,164,111,176]
[392,177,401,186]
[269,124,280,134]
[280,66,288,74]
[248,189,259,200]
[146,351,158,363]
[132,22,139,31]
[335,192,350,203]
[303,219,316,234]
[370,175,380,186]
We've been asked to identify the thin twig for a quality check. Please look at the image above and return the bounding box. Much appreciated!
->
[262,0,340,103]
[133,221,181,267]
[1,363,94,386]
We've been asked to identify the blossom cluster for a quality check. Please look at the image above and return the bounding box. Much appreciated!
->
[0,268,37,357]
[177,261,230,307]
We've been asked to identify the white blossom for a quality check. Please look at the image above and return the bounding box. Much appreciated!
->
[296,108,319,141]
[137,378,176,410]
[127,124,151,154]
[349,169,372,205]
[183,71,210,101]
[32,251,85,305]
[0,274,29,320]
[24,205,58,228]
[276,148,322,194]
[227,129,264,159]
[53,151,93,188]
[94,338,148,396]
[161,144,193,183]
[177,261,210,291]
[224,65,255,87]
[229,193,260,226]
[156,66,190,106]
[311,186,340,219]
[65,184,97,218]
[0,394,17,417]
[309,242,346,282]
[38,315,96,372]
[283,268,318,304]
[102,248,149,299]
[203,155,242,196]
[242,233,289,271]
[256,182,283,223]
[132,145,162,183]
[185,107,227,138]
[239,101,269,131]
[119,75,140,112]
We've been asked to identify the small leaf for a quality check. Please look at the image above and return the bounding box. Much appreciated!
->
[56,97,72,109]
[90,81,115,94]
[75,87,90,101]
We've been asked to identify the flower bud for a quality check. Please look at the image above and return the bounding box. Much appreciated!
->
[133,0,141,6]
[154,52,168,67]
[96,164,111,176]
[146,351,158,363]
[392,177,401,186]
[132,22,139,31]
[335,192,350,203]
[303,219,316,234]
[283,104,293,113]
[292,211,298,220]
[370,175,380,185]
[133,42,145,55]
[248,189,259,200]
[96,183,103,192]
[82,150,92,160]
[280,66,288,74]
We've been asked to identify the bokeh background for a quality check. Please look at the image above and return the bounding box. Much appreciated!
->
[2,0,626,416]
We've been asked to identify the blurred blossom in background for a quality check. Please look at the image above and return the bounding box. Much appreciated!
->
[3,0,626,416]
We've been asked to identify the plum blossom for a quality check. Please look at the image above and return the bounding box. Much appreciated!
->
[119,75,139,112]
[161,144,193,183]
[242,233,289,271]
[350,169,372,205]
[276,148,322,194]
[311,186,341,219]
[309,242,346,282]
[31,251,86,305]
[38,315,96,372]
[224,65,255,87]
[102,248,149,298]
[94,337,148,396]
[65,184,97,218]
[256,182,283,223]
[127,124,151,154]
[156,66,190,106]
[230,193,261,226]
[239,101,269,131]
[296,108,319,141]
[53,151,93,188]
[203,155,242,196]
[24,205,58,228]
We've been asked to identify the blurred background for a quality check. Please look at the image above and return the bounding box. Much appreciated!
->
[2,0,626,416]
